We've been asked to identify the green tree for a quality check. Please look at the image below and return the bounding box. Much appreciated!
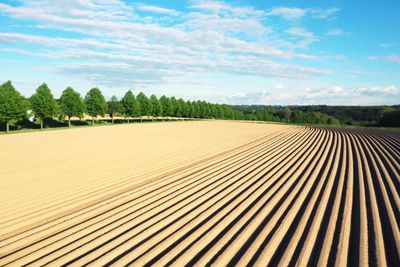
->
[192,101,200,118]
[30,83,59,130]
[186,101,194,118]
[170,97,181,118]
[178,98,188,118]
[85,87,107,125]
[121,90,140,123]
[327,116,340,125]
[137,92,152,122]
[108,95,121,124]
[0,81,28,133]
[59,87,85,127]
[160,95,174,119]
[150,95,162,121]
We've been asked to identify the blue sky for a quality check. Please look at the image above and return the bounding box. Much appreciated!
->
[0,0,399,105]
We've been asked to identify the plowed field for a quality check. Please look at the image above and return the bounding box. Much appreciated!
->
[0,121,399,266]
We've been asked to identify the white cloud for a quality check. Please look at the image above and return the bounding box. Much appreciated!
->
[189,1,229,13]
[309,7,339,19]
[285,27,318,48]
[286,27,313,38]
[267,7,306,20]
[304,85,398,100]
[326,29,344,36]
[355,85,398,94]
[0,0,354,102]
[368,55,400,64]
[266,7,339,20]
[0,0,333,85]
[212,83,399,105]
[135,4,180,16]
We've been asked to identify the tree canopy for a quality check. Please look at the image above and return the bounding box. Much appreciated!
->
[108,95,122,123]
[30,83,59,129]
[121,90,140,122]
[160,95,174,117]
[150,94,162,118]
[0,81,28,132]
[85,87,107,123]
[59,87,85,126]
[136,92,152,120]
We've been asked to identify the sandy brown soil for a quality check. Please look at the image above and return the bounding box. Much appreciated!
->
[0,122,399,266]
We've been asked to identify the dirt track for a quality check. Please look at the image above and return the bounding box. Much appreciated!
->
[0,122,399,266]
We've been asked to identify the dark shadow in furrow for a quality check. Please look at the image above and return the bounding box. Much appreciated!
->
[355,134,377,266]
[141,130,318,267]
[66,130,314,266]
[347,133,361,266]
[141,158,290,266]
[364,132,400,165]
[327,132,349,266]
[286,131,337,266]
[169,130,320,267]
[266,130,333,267]
[362,135,400,227]
[0,131,283,231]
[225,130,327,267]
[365,135,400,195]
[384,133,400,148]
[307,131,343,266]
[369,134,400,173]
[358,136,400,267]
[378,134,400,153]
[111,130,317,266]
[2,132,282,248]
[8,132,289,265]
[363,134,400,170]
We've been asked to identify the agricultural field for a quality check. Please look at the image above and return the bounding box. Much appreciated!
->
[0,121,399,266]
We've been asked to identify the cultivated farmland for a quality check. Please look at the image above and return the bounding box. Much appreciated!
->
[0,121,399,266]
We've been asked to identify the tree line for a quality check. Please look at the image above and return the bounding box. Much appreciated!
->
[0,81,246,133]
[238,104,400,127]
[236,106,341,125]
[6,81,377,133]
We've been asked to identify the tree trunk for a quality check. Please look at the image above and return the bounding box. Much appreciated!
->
[68,117,71,127]
[6,122,9,133]
[127,118,130,123]
[40,120,43,130]
[140,117,143,123]
[92,117,95,125]
[112,117,114,124]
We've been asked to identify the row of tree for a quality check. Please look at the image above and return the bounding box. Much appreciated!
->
[0,81,246,132]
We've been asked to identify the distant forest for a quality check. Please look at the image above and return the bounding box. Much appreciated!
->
[1,81,399,133]
[235,105,400,127]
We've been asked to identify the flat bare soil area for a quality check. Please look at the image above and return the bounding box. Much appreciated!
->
[0,121,399,266]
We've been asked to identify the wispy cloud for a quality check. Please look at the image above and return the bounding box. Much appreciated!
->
[4,0,395,106]
[211,84,398,105]
[309,7,339,19]
[135,4,180,16]
[266,6,339,20]
[0,0,336,87]
[326,29,344,36]
[267,7,306,20]
[285,27,318,48]
[368,55,400,64]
